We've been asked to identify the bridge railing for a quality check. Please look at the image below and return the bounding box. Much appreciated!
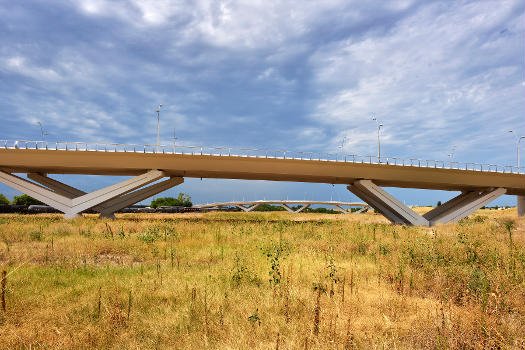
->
[1,139,524,175]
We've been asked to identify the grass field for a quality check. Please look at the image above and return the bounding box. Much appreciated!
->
[0,209,524,349]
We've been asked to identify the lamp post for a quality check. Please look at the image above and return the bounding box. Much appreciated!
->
[155,104,162,152]
[448,145,456,168]
[516,136,525,172]
[371,115,383,162]
[37,121,48,145]
[508,130,524,168]
[173,127,177,154]
[508,130,525,217]
[338,136,348,160]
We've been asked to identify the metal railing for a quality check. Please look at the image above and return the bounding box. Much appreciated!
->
[1,139,524,175]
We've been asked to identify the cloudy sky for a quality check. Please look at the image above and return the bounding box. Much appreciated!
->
[0,0,523,206]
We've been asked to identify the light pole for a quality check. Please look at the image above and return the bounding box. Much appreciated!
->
[448,145,456,168]
[508,130,525,168]
[371,115,383,162]
[338,136,347,159]
[173,127,177,154]
[37,121,48,144]
[155,104,162,152]
[516,136,525,171]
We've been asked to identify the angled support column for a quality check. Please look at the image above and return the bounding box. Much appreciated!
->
[235,203,261,212]
[424,188,506,225]
[0,170,74,214]
[354,206,369,214]
[280,203,295,213]
[334,204,351,214]
[518,196,524,217]
[246,203,261,212]
[280,203,310,213]
[97,177,184,218]
[29,172,184,218]
[28,173,84,198]
[347,180,429,226]
[28,173,108,213]
[0,170,174,219]
[295,204,310,213]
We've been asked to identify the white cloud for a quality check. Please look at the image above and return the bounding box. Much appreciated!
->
[4,56,61,82]
[307,0,524,161]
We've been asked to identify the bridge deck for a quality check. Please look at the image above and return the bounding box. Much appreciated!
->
[193,200,368,208]
[1,147,524,195]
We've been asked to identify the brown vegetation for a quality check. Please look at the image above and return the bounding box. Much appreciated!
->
[0,209,523,349]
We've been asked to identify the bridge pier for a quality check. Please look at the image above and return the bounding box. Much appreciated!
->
[0,170,183,219]
[518,196,525,217]
[348,180,429,226]
[295,203,310,213]
[236,203,261,212]
[348,180,506,226]
[423,188,506,225]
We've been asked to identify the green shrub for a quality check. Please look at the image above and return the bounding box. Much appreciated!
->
[0,193,9,205]
[29,230,42,241]
[12,194,43,206]
[150,193,192,208]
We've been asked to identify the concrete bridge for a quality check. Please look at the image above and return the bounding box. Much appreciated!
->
[0,140,523,226]
[193,200,369,213]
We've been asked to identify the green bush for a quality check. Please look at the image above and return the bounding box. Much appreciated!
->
[150,193,192,208]
[12,194,43,206]
[254,204,286,212]
[0,193,9,205]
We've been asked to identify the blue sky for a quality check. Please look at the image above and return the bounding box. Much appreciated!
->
[0,0,523,206]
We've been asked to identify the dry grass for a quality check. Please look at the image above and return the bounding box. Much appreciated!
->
[0,209,524,349]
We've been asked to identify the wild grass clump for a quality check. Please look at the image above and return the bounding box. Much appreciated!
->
[0,208,523,349]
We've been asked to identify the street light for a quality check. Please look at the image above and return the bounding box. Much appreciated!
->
[36,121,48,144]
[155,104,162,152]
[338,136,348,159]
[448,145,456,168]
[173,126,177,154]
[371,115,383,162]
[508,130,525,168]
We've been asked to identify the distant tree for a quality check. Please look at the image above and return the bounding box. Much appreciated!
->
[0,193,9,205]
[436,201,442,207]
[306,207,340,214]
[150,193,192,208]
[12,194,43,206]
[254,204,286,212]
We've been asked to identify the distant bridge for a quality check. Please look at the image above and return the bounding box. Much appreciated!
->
[193,200,369,213]
[0,140,523,226]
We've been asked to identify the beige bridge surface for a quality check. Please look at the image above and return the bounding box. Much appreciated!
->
[0,144,523,226]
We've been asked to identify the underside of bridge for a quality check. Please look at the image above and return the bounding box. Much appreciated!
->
[0,168,519,226]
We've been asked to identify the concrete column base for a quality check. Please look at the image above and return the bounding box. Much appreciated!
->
[518,196,525,217]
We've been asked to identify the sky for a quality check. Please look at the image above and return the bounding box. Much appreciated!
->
[0,0,524,206]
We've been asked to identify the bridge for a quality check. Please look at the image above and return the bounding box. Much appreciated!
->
[193,200,369,213]
[0,140,523,226]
